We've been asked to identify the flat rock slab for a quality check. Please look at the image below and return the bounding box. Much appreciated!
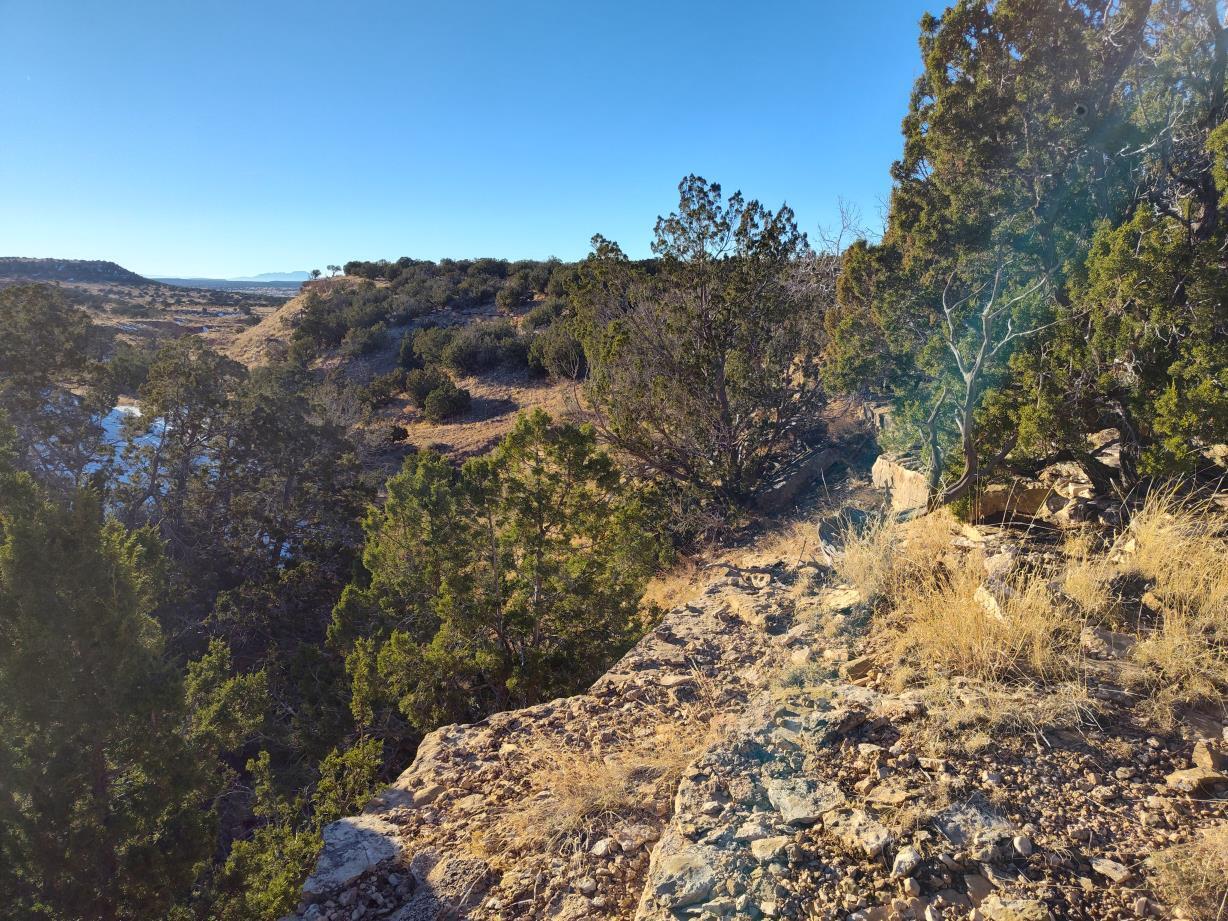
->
[766,775,846,826]
[648,842,719,910]
[302,814,405,898]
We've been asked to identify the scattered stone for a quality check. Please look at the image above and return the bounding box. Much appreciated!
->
[1080,625,1137,660]
[979,894,1052,920]
[651,848,717,909]
[823,808,893,857]
[842,655,876,680]
[1165,766,1228,793]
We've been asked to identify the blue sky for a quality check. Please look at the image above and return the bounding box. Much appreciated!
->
[0,0,936,278]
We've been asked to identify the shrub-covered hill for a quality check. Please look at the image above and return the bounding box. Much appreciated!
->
[224,259,585,463]
[0,256,150,285]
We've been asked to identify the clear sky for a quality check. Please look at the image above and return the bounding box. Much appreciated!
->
[0,0,936,278]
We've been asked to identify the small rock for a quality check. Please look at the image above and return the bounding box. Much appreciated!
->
[652,848,717,909]
[1090,857,1132,884]
[979,894,1052,920]
[1165,767,1228,793]
[963,872,993,906]
[1080,626,1137,660]
[1012,835,1033,857]
[751,836,791,862]
[892,846,923,878]
[823,808,893,857]
[576,876,597,896]
[1192,740,1227,771]
[843,655,876,679]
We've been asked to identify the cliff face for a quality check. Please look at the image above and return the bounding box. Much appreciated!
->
[289,484,1228,921]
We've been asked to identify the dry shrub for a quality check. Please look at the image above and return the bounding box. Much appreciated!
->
[1124,490,1228,620]
[1149,823,1228,921]
[889,551,1080,685]
[833,509,959,601]
[1121,492,1228,712]
[833,516,899,599]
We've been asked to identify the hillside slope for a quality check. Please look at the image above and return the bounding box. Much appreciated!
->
[0,257,285,352]
[287,483,1228,921]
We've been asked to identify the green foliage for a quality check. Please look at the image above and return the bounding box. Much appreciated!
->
[410,325,457,365]
[421,380,472,421]
[523,296,566,331]
[397,333,423,369]
[0,490,218,920]
[185,639,269,753]
[440,319,525,374]
[404,366,451,407]
[340,322,389,358]
[571,175,827,504]
[528,321,586,380]
[828,0,1227,497]
[0,284,113,488]
[212,738,384,921]
[332,410,661,737]
[360,369,407,408]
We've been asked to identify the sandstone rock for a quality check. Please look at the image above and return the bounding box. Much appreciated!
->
[823,808,893,857]
[1079,626,1137,661]
[977,483,1053,521]
[750,835,791,862]
[1090,857,1132,884]
[1165,766,1228,793]
[978,893,1052,920]
[1192,740,1227,771]
[872,454,930,511]
[651,847,718,909]
[892,845,923,878]
[301,815,405,900]
[765,776,846,826]
[842,655,876,680]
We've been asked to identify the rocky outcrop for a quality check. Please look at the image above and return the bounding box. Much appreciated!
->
[290,525,860,921]
[290,486,1228,921]
[871,455,929,512]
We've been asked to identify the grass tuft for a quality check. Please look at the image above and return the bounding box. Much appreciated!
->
[1149,823,1228,921]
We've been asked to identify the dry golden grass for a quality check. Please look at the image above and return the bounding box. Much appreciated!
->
[1119,492,1228,714]
[907,677,1098,750]
[1123,491,1228,620]
[1149,823,1228,921]
[504,721,708,854]
[1061,530,1116,617]
[888,550,1080,685]
[833,509,959,601]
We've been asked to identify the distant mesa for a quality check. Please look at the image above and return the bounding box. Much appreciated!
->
[229,271,310,282]
[0,257,149,285]
[152,272,307,293]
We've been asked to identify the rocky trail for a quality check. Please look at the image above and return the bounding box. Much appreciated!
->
[288,479,1228,921]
